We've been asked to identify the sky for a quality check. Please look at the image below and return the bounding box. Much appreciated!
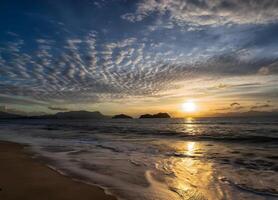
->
[0,0,278,117]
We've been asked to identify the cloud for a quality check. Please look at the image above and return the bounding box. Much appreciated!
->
[122,0,278,26]
[195,52,278,76]
[216,102,244,111]
[233,106,244,110]
[0,106,46,116]
[48,106,68,111]
[0,0,277,116]
[250,104,272,110]
[0,43,275,104]
[258,67,270,75]
[258,61,278,75]
[216,83,229,89]
[0,94,47,106]
[230,102,240,107]
[0,105,7,112]
[121,13,145,23]
[229,102,244,110]
[0,29,277,108]
[6,31,19,37]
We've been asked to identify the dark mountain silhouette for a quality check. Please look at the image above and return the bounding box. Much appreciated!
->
[0,110,110,119]
[0,111,22,119]
[112,114,133,119]
[26,111,109,119]
[139,113,171,118]
[53,111,108,119]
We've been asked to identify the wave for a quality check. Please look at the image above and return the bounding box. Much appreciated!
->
[1,119,278,144]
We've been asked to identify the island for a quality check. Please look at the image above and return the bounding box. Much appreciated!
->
[139,114,153,118]
[112,114,133,119]
[139,113,171,119]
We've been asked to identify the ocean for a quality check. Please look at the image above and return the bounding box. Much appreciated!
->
[0,117,277,200]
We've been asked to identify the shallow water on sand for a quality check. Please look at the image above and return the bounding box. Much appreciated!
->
[0,118,277,200]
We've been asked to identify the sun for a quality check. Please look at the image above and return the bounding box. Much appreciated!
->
[182,100,197,113]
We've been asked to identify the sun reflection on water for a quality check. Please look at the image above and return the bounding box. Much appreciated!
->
[184,117,197,135]
[159,140,222,200]
[186,142,196,156]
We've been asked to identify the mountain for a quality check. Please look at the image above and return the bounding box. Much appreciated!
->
[0,110,115,119]
[112,114,133,119]
[54,111,108,119]
[0,111,22,119]
[139,113,171,118]
[27,111,109,119]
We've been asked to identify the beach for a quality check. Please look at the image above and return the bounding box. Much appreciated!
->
[0,141,116,200]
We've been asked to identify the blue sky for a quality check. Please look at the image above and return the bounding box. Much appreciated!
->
[0,0,278,116]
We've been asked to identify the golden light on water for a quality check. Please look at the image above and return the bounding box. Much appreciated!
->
[186,142,196,155]
[164,141,217,199]
[182,100,197,113]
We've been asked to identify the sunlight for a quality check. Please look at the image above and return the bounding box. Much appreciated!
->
[182,100,197,113]
[186,142,196,155]
[168,141,216,199]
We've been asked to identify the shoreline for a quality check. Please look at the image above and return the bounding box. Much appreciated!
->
[0,140,117,200]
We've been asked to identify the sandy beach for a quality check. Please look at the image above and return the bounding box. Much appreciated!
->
[0,141,117,200]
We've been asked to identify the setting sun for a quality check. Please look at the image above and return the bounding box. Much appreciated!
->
[182,100,197,113]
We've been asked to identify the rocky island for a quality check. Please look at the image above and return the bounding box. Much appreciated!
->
[139,113,171,119]
[112,114,133,119]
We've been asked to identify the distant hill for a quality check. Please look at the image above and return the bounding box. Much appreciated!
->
[0,111,22,119]
[112,114,132,119]
[26,111,109,119]
[0,110,116,119]
[139,113,171,118]
[52,111,108,119]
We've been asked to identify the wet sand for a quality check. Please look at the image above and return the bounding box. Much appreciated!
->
[0,141,117,200]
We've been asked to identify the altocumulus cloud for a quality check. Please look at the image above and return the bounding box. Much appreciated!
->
[0,32,278,106]
[122,0,278,26]
[0,0,277,109]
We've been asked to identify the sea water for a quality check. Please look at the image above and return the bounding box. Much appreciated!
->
[0,117,277,200]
